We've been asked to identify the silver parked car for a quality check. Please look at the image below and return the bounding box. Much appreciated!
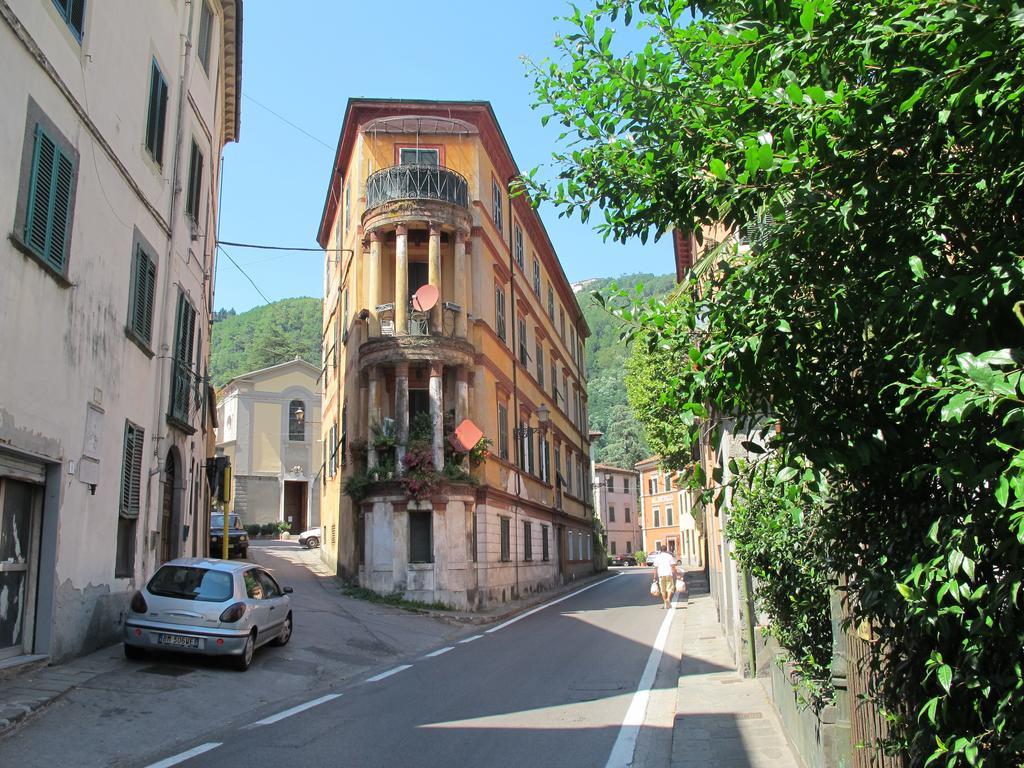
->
[123,558,293,671]
[298,526,321,549]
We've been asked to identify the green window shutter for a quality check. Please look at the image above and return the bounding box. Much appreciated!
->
[120,422,144,519]
[186,141,204,221]
[25,126,75,272]
[146,61,168,164]
[142,251,156,342]
[129,245,156,344]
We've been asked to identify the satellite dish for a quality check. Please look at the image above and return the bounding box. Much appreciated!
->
[412,284,439,312]
[450,419,483,453]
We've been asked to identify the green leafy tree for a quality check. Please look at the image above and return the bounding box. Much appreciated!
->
[527,2,1024,765]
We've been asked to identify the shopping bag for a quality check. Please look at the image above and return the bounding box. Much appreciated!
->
[650,581,660,598]
[675,577,687,592]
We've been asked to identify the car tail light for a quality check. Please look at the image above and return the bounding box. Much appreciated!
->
[130,591,148,614]
[219,602,246,623]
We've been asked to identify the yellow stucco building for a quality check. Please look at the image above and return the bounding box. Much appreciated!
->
[317,99,595,608]
[216,359,321,533]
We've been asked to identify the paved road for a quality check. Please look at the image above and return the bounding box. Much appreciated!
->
[132,568,684,768]
[0,541,466,768]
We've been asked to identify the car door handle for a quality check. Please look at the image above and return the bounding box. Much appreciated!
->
[269,605,276,610]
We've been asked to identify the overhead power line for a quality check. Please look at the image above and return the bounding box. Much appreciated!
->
[242,93,334,152]
[218,239,327,253]
[217,244,274,305]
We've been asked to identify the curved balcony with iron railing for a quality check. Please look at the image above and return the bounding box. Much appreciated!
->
[365,164,469,213]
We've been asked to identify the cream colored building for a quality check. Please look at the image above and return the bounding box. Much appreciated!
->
[594,464,641,559]
[317,100,595,608]
[0,0,241,664]
[216,359,321,533]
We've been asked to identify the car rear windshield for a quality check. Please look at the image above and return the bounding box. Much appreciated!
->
[210,514,241,530]
[148,566,233,602]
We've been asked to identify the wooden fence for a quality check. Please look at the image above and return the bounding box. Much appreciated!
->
[847,622,906,768]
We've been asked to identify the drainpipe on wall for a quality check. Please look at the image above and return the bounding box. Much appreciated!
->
[143,0,195,579]
[506,175,520,600]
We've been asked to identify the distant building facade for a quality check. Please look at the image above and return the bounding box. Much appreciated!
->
[0,0,241,663]
[216,359,321,533]
[317,99,595,609]
[594,464,640,558]
[636,456,702,563]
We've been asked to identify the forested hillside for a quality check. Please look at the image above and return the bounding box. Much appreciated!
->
[579,272,677,469]
[210,297,322,387]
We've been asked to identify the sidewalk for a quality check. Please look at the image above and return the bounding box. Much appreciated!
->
[671,573,802,768]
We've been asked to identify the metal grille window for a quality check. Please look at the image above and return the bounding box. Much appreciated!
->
[497,404,509,460]
[127,242,157,346]
[186,140,204,223]
[491,178,504,234]
[23,125,76,274]
[500,517,511,562]
[532,258,541,295]
[288,400,305,441]
[409,511,432,563]
[523,521,532,561]
[495,285,506,342]
[518,317,528,366]
[542,525,550,561]
[197,1,213,73]
[52,0,86,40]
[145,60,169,166]
[514,224,524,269]
[400,148,439,166]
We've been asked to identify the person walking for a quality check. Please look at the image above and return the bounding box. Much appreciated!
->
[651,544,678,609]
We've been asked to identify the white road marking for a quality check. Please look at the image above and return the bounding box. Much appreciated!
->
[423,646,454,658]
[365,664,413,682]
[603,593,679,768]
[484,573,620,634]
[458,634,484,644]
[144,743,222,768]
[246,694,342,727]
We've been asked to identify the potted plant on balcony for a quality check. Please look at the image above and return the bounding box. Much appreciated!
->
[371,419,397,468]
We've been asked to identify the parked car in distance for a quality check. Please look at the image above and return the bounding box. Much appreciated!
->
[298,526,321,549]
[646,552,657,566]
[123,558,293,671]
[210,513,249,559]
[610,554,637,567]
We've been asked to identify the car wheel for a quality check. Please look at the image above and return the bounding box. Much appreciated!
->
[305,536,320,549]
[233,631,256,671]
[124,643,146,661]
[272,614,293,647]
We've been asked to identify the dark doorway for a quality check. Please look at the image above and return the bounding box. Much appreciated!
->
[284,481,307,535]
[160,449,179,564]
[409,262,428,296]
[409,389,430,422]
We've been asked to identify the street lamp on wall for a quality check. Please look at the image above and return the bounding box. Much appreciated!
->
[513,403,550,439]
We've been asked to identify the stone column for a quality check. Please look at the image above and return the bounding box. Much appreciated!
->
[454,228,469,338]
[428,223,442,334]
[367,367,381,469]
[395,362,410,472]
[429,361,444,469]
[455,367,469,425]
[395,224,408,336]
[368,231,381,336]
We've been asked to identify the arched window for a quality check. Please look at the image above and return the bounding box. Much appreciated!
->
[288,400,305,441]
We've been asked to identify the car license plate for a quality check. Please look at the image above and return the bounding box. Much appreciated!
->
[157,633,202,649]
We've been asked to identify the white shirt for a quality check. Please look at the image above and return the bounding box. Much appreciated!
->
[653,551,676,578]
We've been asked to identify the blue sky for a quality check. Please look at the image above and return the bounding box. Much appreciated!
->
[215,1,674,313]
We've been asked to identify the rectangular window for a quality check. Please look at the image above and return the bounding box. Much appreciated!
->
[570,327,577,362]
[542,525,550,561]
[23,124,76,274]
[52,0,86,40]
[605,474,614,494]
[491,178,503,234]
[626,541,632,554]
[532,258,541,296]
[197,1,214,73]
[514,223,524,269]
[611,540,617,555]
[523,521,532,561]
[500,517,511,561]
[654,508,661,527]
[609,506,616,523]
[551,362,558,401]
[566,453,573,496]
[625,507,631,523]
[665,473,673,491]
[341,402,348,467]
[547,285,555,320]
[329,422,338,477]
[666,507,674,527]
[536,343,544,388]
[472,513,479,562]
[495,285,506,342]
[342,288,350,343]
[344,182,351,234]
[559,307,566,340]
[649,477,658,495]
[624,477,631,495]
[117,419,144,577]
[186,140,204,223]
[145,60,169,166]
[169,292,197,423]
[400,147,439,165]
[497,404,509,460]
[322,441,327,488]
[518,317,528,366]
[541,438,550,484]
[409,511,433,563]
[127,242,157,347]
